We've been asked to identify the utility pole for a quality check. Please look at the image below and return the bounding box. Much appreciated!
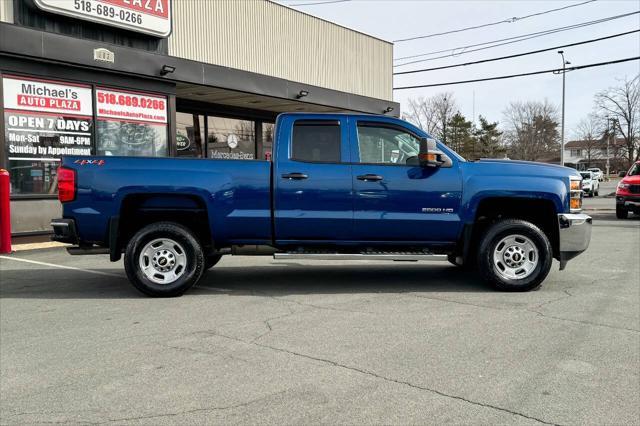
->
[558,51,570,167]
[607,117,618,180]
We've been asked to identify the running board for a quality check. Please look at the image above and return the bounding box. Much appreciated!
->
[273,252,447,261]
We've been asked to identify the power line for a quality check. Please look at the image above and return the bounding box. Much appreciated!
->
[393,10,639,66]
[394,29,640,75]
[393,0,597,43]
[288,0,351,6]
[393,57,640,90]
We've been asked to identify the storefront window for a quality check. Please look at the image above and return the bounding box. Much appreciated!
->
[261,122,274,160]
[95,87,168,157]
[96,120,167,156]
[2,75,94,195]
[176,112,205,158]
[207,116,255,160]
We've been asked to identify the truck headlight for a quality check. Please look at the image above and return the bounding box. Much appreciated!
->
[570,177,583,212]
[618,182,630,190]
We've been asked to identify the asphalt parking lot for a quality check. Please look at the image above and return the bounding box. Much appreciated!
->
[1,213,639,425]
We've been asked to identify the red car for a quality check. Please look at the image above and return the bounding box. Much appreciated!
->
[616,161,640,219]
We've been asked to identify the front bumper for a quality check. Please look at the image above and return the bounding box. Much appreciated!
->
[557,213,592,270]
[616,195,640,211]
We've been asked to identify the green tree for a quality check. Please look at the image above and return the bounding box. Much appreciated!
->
[473,116,503,159]
[445,112,474,157]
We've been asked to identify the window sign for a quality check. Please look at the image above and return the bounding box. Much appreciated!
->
[2,76,94,195]
[207,116,255,160]
[33,0,172,37]
[95,87,167,157]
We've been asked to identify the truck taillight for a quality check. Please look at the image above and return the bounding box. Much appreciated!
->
[57,167,76,202]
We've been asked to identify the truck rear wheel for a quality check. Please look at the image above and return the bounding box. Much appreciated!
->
[124,222,205,297]
[478,219,552,292]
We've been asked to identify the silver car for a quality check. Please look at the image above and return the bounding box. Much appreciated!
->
[587,167,604,181]
[580,171,600,197]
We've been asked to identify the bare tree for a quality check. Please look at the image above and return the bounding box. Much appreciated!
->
[402,92,456,143]
[595,75,640,166]
[402,97,439,136]
[572,114,604,167]
[502,100,560,161]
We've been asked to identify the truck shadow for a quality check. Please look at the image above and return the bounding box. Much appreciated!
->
[198,263,489,296]
[0,264,489,299]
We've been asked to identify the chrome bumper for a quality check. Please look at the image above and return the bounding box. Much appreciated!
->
[557,213,592,270]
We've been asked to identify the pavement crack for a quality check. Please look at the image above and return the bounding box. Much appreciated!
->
[526,287,639,333]
[527,312,640,333]
[197,329,559,425]
[101,391,287,424]
[405,293,508,312]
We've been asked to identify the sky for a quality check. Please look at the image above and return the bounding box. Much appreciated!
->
[277,0,640,140]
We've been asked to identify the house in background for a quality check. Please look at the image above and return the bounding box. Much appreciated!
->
[564,138,628,173]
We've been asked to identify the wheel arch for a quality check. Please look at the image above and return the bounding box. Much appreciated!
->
[459,196,560,265]
[114,193,214,261]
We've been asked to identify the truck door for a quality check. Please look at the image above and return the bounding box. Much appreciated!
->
[274,116,353,243]
[350,120,462,243]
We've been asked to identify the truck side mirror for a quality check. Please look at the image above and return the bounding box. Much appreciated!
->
[418,137,452,168]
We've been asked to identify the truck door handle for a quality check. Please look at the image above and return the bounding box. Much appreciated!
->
[357,174,383,182]
[281,172,309,180]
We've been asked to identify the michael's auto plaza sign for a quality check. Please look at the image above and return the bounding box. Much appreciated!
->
[33,0,171,37]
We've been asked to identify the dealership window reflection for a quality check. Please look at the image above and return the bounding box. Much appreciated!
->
[176,112,205,157]
[207,116,255,160]
[96,120,167,157]
[8,159,59,195]
[261,122,274,160]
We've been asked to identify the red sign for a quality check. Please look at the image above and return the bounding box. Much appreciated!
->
[96,87,167,124]
[100,0,169,19]
[33,0,172,37]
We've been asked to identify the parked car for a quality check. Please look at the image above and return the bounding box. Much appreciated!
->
[580,171,600,197]
[587,167,604,181]
[51,113,592,297]
[616,161,640,219]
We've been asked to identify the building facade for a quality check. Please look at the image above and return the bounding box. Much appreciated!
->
[564,138,628,173]
[0,0,398,234]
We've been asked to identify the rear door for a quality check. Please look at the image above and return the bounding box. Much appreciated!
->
[273,115,353,243]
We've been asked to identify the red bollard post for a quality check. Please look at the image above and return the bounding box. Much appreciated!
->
[0,169,11,254]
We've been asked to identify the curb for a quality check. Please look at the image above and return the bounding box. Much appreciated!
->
[10,242,70,252]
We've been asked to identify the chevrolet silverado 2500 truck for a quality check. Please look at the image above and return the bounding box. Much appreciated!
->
[51,113,591,297]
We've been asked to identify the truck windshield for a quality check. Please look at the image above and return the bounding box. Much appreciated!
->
[627,163,640,176]
[580,172,591,179]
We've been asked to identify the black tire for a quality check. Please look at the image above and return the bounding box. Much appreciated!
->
[124,222,205,297]
[205,254,223,270]
[616,205,628,219]
[594,189,599,197]
[478,219,553,292]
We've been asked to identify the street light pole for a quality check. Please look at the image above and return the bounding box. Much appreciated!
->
[558,51,570,167]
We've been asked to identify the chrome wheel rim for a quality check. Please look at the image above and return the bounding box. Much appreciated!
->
[492,234,538,280]
[139,238,187,285]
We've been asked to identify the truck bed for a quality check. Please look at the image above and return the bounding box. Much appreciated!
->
[61,156,272,245]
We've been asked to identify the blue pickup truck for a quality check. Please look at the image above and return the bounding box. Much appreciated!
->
[51,113,591,297]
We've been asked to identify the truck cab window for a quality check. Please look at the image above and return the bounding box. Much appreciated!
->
[357,124,419,165]
[291,121,341,162]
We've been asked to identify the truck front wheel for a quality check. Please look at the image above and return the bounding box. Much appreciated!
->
[124,222,205,297]
[478,219,552,292]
